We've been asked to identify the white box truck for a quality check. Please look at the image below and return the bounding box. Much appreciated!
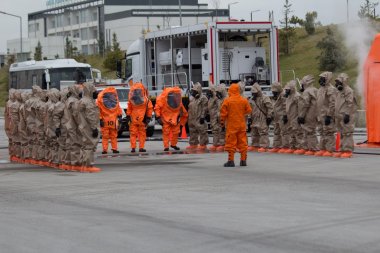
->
[118,21,279,98]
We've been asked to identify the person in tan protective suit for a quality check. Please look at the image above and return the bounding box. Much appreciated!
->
[333,73,358,158]
[295,75,319,155]
[44,89,60,167]
[314,72,337,157]
[284,80,304,153]
[63,85,82,169]
[8,90,22,161]
[187,82,209,150]
[53,88,69,166]
[25,86,40,162]
[220,83,252,167]
[248,83,273,152]
[270,82,289,153]
[127,82,153,153]
[77,83,100,171]
[155,87,188,151]
[34,88,48,163]
[4,89,15,158]
[207,84,227,151]
[18,91,31,162]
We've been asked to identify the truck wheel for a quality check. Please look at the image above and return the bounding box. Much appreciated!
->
[146,126,154,137]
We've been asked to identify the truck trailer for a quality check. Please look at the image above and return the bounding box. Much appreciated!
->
[120,21,280,98]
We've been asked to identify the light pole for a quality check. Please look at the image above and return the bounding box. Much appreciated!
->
[179,0,183,26]
[0,11,22,55]
[346,0,349,23]
[250,9,260,21]
[228,2,239,21]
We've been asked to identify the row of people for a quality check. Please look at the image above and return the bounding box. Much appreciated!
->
[5,83,101,172]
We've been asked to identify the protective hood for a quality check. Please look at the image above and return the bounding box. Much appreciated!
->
[209,84,216,94]
[32,85,43,97]
[14,90,22,102]
[48,88,60,103]
[98,87,120,113]
[166,86,182,109]
[319,71,333,84]
[335,73,349,86]
[20,91,30,103]
[250,83,262,96]
[285,80,297,93]
[129,82,147,106]
[60,88,69,103]
[216,84,228,98]
[271,82,283,93]
[301,75,315,88]
[228,83,240,97]
[83,83,96,98]
[68,85,81,99]
[8,89,16,101]
[191,82,203,94]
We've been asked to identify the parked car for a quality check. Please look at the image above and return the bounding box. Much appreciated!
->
[96,85,155,137]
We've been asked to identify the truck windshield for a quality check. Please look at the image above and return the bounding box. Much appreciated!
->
[125,59,132,79]
[49,67,92,89]
[117,89,130,102]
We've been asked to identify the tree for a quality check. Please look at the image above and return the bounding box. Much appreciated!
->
[279,0,297,55]
[103,33,124,71]
[304,11,318,35]
[289,15,304,26]
[64,37,77,58]
[316,27,347,72]
[34,41,43,61]
[358,0,379,19]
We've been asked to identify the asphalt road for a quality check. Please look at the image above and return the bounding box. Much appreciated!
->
[1,119,380,253]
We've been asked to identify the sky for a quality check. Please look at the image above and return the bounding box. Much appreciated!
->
[0,0,364,53]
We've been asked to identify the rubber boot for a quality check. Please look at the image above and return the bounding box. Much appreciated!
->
[171,146,180,151]
[258,148,267,153]
[340,151,353,158]
[314,150,326,156]
[216,146,225,152]
[224,161,235,167]
[332,152,342,158]
[322,151,333,157]
[304,150,315,156]
[112,149,120,154]
[164,148,169,151]
[131,148,136,153]
[139,148,146,153]
[294,149,306,155]
[186,145,198,150]
[268,148,280,153]
[209,145,218,151]
[240,160,247,166]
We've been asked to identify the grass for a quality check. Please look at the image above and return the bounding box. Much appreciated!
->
[0,67,8,107]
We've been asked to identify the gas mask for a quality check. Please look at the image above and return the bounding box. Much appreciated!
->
[319,77,326,87]
[272,91,279,99]
[299,84,305,93]
[190,90,200,99]
[284,89,291,98]
[93,91,99,100]
[251,92,258,101]
[79,92,83,99]
[206,90,213,99]
[335,80,344,91]
[216,91,223,99]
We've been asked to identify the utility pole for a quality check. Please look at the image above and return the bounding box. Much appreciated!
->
[179,0,183,26]
[250,10,260,21]
[228,2,239,21]
[347,0,349,23]
[0,11,22,56]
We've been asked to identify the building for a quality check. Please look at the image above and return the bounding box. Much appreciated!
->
[7,0,228,60]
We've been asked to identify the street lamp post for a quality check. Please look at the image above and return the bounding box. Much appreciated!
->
[250,9,260,21]
[228,2,239,21]
[179,0,183,26]
[0,11,22,55]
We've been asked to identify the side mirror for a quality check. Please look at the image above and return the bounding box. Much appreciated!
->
[116,60,122,78]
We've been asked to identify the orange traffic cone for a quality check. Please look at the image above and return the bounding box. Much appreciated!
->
[336,132,341,152]
[180,126,188,139]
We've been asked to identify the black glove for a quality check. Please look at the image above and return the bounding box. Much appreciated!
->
[324,115,332,126]
[118,115,122,121]
[298,117,305,125]
[55,128,61,137]
[156,117,163,125]
[248,118,253,126]
[125,116,131,124]
[282,115,288,124]
[145,117,151,124]
[343,114,350,124]
[92,128,99,138]
[100,119,105,128]
[266,117,273,126]
[200,118,205,124]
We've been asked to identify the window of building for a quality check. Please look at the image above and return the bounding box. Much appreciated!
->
[80,10,87,23]
[92,11,98,22]
[82,45,88,55]
[36,23,39,31]
[81,28,88,40]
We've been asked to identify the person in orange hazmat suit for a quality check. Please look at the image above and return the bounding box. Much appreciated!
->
[220,83,252,167]
[154,87,188,151]
[97,87,123,154]
[127,82,153,153]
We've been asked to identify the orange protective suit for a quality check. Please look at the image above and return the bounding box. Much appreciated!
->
[97,87,122,153]
[155,87,188,150]
[220,83,252,164]
[127,83,153,150]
